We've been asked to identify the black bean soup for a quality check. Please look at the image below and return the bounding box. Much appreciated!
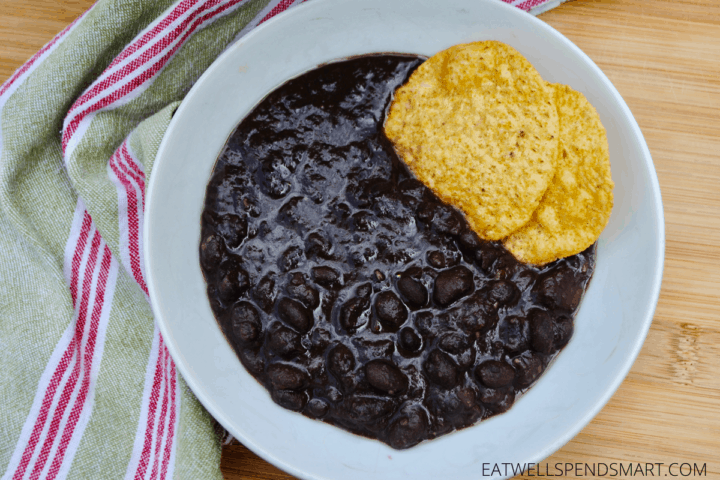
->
[199,55,595,449]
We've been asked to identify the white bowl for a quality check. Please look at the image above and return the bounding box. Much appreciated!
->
[145,0,665,479]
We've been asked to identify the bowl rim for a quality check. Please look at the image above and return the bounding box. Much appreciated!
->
[145,0,665,478]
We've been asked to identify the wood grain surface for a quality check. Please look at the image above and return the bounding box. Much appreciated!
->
[1,0,718,478]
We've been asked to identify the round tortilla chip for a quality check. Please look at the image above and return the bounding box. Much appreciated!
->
[503,84,614,265]
[384,41,559,240]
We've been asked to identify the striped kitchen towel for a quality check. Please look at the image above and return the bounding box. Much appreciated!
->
[0,0,568,478]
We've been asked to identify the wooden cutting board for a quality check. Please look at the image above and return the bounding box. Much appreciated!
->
[1,0,718,478]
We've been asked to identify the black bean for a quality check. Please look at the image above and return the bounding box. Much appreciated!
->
[498,315,530,353]
[414,311,434,336]
[253,274,276,312]
[278,245,304,272]
[267,363,308,390]
[416,201,437,223]
[427,250,446,269]
[482,387,515,414]
[433,266,474,306]
[374,291,408,331]
[278,297,313,333]
[445,251,461,267]
[423,350,459,389]
[536,266,584,311]
[430,204,463,235]
[494,390,516,414]
[311,266,342,289]
[310,328,331,353]
[456,387,477,409]
[327,343,355,378]
[238,347,265,376]
[398,327,422,354]
[529,310,555,354]
[200,234,224,270]
[305,231,333,259]
[396,275,427,309]
[215,213,248,249]
[206,285,223,315]
[456,347,476,371]
[475,360,515,388]
[326,386,343,403]
[339,296,369,332]
[475,244,500,273]
[272,389,308,411]
[438,332,469,354]
[452,293,497,334]
[230,302,262,344]
[512,352,545,388]
[261,168,292,199]
[425,389,463,418]
[493,253,520,279]
[266,323,302,359]
[344,395,394,422]
[217,265,250,302]
[554,315,574,349]
[485,280,520,307]
[287,273,320,309]
[276,196,309,233]
[306,398,330,418]
[350,244,379,266]
[458,228,482,251]
[398,178,427,201]
[352,211,376,231]
[387,407,428,449]
[479,387,504,405]
[365,359,408,396]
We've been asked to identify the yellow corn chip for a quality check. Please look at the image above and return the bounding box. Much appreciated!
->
[384,41,559,240]
[503,84,614,264]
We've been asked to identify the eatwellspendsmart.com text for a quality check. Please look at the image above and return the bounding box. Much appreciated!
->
[477,462,708,477]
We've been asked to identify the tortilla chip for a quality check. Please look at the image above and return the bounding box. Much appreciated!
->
[503,84,614,264]
[384,41,559,240]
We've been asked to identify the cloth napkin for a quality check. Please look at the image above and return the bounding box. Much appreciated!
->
[0,0,568,478]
